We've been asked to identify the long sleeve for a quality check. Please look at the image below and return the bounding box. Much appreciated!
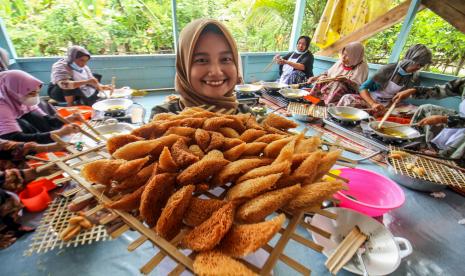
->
[0,131,53,144]
[359,78,381,93]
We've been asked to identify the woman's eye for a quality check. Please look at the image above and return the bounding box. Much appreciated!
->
[222,57,233,63]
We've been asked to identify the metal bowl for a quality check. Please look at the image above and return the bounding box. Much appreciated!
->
[261,82,288,90]
[71,120,136,147]
[292,113,318,122]
[385,157,446,192]
[368,121,422,141]
[278,88,308,99]
[328,106,370,122]
[92,98,133,113]
[235,84,262,94]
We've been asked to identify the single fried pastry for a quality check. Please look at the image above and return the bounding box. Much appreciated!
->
[106,184,146,211]
[218,127,240,138]
[264,136,293,158]
[241,142,267,156]
[189,144,205,159]
[113,156,150,182]
[171,138,200,168]
[236,161,291,183]
[177,150,230,185]
[226,173,282,201]
[112,140,160,160]
[286,180,345,212]
[193,250,257,276]
[205,131,225,152]
[222,138,244,150]
[131,121,167,139]
[106,134,142,154]
[223,143,246,161]
[164,126,196,138]
[272,139,296,165]
[262,113,298,130]
[212,158,272,186]
[81,159,125,186]
[112,163,155,192]
[159,146,178,172]
[203,117,235,131]
[184,197,226,227]
[312,150,341,182]
[239,129,266,143]
[254,134,286,144]
[295,136,321,153]
[195,128,211,151]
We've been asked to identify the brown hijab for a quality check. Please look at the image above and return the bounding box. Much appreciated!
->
[175,18,240,111]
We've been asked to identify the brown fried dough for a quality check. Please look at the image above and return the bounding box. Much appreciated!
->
[164,126,196,138]
[183,197,226,227]
[203,117,235,131]
[212,158,272,186]
[139,172,177,227]
[81,159,125,186]
[218,127,240,138]
[106,184,146,211]
[155,184,194,239]
[293,150,325,182]
[113,156,150,182]
[236,161,291,183]
[241,142,267,156]
[171,138,200,168]
[149,134,187,158]
[236,184,301,223]
[195,128,211,151]
[254,134,286,144]
[223,115,246,133]
[295,136,322,153]
[263,123,289,135]
[226,173,282,201]
[159,146,178,172]
[112,140,160,160]
[262,113,298,130]
[312,150,341,182]
[272,139,296,165]
[193,251,258,276]
[223,143,246,161]
[189,144,205,159]
[106,134,142,154]
[218,214,285,257]
[152,113,176,121]
[180,202,234,251]
[222,138,244,150]
[239,129,266,143]
[177,150,230,185]
[291,153,311,170]
[112,163,155,192]
[131,121,167,139]
[177,117,206,128]
[285,180,345,211]
[238,113,263,130]
[263,136,293,158]
[205,131,225,152]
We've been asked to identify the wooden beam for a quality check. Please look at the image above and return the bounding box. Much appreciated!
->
[423,0,465,34]
[316,1,425,56]
[171,0,178,52]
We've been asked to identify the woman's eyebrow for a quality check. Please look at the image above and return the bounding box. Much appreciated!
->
[193,52,209,57]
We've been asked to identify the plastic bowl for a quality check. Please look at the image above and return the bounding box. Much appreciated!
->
[19,185,51,212]
[332,168,405,217]
[57,106,93,121]
[27,178,57,192]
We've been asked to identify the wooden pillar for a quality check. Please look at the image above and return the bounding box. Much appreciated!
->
[0,17,18,65]
[288,0,307,51]
[388,0,422,63]
[171,0,179,53]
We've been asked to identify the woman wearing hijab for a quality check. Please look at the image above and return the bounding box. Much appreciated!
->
[150,19,250,117]
[48,46,110,106]
[0,70,80,143]
[307,41,368,105]
[275,36,314,85]
[0,48,9,72]
[338,44,432,113]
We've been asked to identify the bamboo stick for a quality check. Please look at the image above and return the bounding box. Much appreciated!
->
[128,236,148,252]
[35,144,105,172]
[377,102,397,129]
[55,113,101,143]
[262,244,311,276]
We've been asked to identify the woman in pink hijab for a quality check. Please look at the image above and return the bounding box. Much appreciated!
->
[0,70,80,143]
[307,41,368,105]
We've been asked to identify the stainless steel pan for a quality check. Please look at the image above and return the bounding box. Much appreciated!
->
[235,84,262,94]
[327,106,370,123]
[92,98,133,113]
[309,207,412,276]
[368,121,422,141]
[261,81,288,90]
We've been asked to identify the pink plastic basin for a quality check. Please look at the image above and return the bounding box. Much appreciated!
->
[333,168,405,217]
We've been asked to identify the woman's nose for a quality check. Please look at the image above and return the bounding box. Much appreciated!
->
[207,62,223,77]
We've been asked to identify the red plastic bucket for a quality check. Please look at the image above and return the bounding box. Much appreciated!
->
[19,185,51,212]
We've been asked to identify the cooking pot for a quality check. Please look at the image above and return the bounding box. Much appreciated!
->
[309,207,412,275]
[368,121,422,141]
[327,105,370,123]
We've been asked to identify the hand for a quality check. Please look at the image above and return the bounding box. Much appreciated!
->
[54,124,80,137]
[276,58,285,65]
[66,112,84,123]
[371,103,385,114]
[392,89,415,103]
[32,142,66,153]
[87,78,99,87]
[307,76,317,84]
[418,115,448,126]
[99,84,113,91]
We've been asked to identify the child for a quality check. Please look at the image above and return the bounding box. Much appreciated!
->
[150,19,250,118]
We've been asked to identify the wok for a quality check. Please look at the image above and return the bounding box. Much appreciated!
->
[92,98,133,113]
[278,88,308,99]
[368,121,422,141]
[328,106,370,123]
[261,81,288,91]
[235,84,262,94]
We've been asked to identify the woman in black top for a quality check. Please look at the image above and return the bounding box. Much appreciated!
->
[275,36,314,85]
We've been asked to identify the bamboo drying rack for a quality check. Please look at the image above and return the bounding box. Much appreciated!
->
[389,145,465,189]
[287,102,327,119]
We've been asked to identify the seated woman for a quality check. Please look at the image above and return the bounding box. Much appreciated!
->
[393,77,465,161]
[275,36,314,85]
[0,48,9,72]
[307,41,368,105]
[150,19,250,117]
[48,46,110,106]
[0,70,81,144]
[338,44,432,114]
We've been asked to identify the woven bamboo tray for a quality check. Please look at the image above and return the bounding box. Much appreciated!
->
[388,145,465,189]
[287,102,327,119]
[38,143,341,275]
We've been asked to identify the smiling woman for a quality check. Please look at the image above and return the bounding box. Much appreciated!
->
[150,18,251,118]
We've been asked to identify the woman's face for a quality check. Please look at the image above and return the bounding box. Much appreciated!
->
[190,32,238,98]
[74,56,90,68]
[406,63,423,73]
[26,86,41,97]
[296,38,307,52]
[341,49,350,66]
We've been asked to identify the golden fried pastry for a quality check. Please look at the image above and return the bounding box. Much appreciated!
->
[223,143,247,161]
[241,142,267,156]
[236,161,290,183]
[106,134,143,154]
[205,131,225,152]
[222,138,244,150]
[291,153,311,170]
[293,150,325,183]
[285,180,345,212]
[238,113,263,130]
[112,140,160,160]
[184,197,226,227]
[193,250,258,276]
[263,124,289,135]
[177,117,206,128]
[112,163,156,192]
[223,115,246,133]
[171,138,200,168]
[275,174,307,189]
[81,159,125,186]
[203,117,235,131]
[226,173,282,201]
[181,202,234,251]
[150,134,188,158]
[212,158,272,186]
[155,184,194,240]
[139,172,177,227]
[312,150,341,182]
[195,128,211,151]
[131,121,167,139]
[218,214,285,257]
[295,136,321,153]
[237,184,301,223]
[189,144,205,159]
[264,136,294,158]
[106,184,146,211]
[239,129,266,143]
[412,166,426,176]
[177,150,230,185]
[273,139,296,165]
[159,146,178,172]
[262,113,298,130]
[113,156,150,182]
[152,112,176,121]
[191,111,217,118]
[254,134,286,144]
[218,127,240,138]
[164,126,196,138]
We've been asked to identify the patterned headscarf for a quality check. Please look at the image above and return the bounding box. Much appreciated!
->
[175,18,240,111]
[326,41,368,86]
